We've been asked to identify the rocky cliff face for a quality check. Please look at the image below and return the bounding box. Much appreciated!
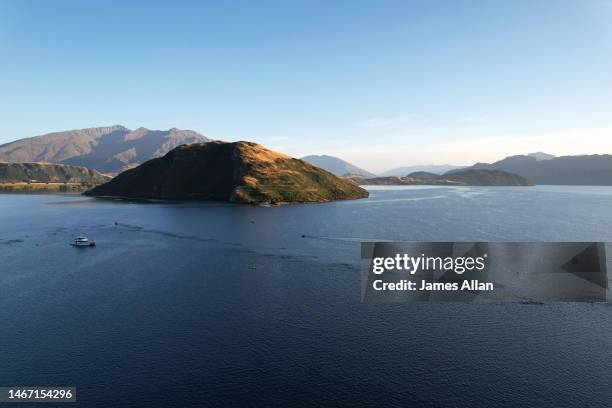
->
[86,141,369,204]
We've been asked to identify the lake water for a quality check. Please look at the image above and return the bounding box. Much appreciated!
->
[1,186,612,407]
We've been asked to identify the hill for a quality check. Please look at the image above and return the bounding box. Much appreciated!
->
[301,155,375,177]
[457,154,612,185]
[0,125,210,174]
[0,162,111,192]
[381,164,464,176]
[353,169,532,186]
[0,162,110,184]
[86,141,369,204]
[444,169,533,186]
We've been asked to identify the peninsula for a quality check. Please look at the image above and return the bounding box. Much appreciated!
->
[351,169,533,186]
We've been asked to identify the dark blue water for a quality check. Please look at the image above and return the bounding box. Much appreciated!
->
[1,186,612,407]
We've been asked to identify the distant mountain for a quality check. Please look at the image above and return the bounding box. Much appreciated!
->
[0,162,110,184]
[0,126,211,174]
[381,164,464,176]
[527,152,555,161]
[351,169,532,186]
[456,154,612,185]
[87,142,369,204]
[301,155,376,177]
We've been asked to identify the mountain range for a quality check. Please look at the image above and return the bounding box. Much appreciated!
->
[2,127,611,186]
[300,156,464,177]
[454,153,612,185]
[0,126,210,174]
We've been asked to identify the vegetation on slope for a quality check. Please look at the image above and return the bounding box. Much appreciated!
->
[0,162,110,193]
[86,141,369,204]
[0,162,110,184]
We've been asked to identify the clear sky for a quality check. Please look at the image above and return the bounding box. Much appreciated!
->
[1,0,611,172]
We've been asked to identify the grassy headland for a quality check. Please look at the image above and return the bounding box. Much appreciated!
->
[86,141,369,204]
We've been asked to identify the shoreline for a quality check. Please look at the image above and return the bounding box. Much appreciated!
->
[0,182,96,194]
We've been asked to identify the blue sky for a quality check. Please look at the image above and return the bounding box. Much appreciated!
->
[1,0,611,172]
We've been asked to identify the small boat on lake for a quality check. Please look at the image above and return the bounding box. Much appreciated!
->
[70,236,96,247]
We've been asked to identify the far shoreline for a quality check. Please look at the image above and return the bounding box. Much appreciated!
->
[0,182,97,194]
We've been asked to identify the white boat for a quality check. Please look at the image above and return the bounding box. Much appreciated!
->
[71,236,96,247]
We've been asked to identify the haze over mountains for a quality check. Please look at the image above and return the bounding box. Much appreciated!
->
[301,155,376,177]
[0,126,210,174]
[381,164,464,177]
[300,155,463,177]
